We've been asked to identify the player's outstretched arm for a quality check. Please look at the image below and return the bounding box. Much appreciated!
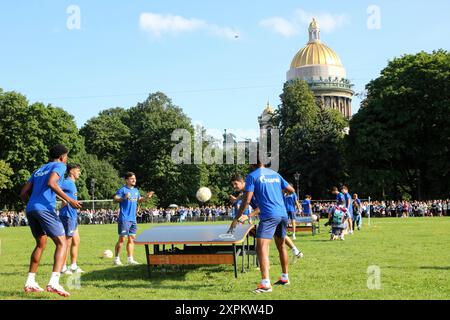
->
[228,191,253,233]
[138,191,154,203]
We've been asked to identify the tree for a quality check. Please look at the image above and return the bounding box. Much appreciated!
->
[80,154,122,200]
[347,50,450,199]
[123,92,199,206]
[0,160,14,190]
[275,80,348,198]
[0,89,86,209]
[80,108,130,170]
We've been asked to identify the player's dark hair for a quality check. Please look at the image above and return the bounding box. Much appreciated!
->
[305,195,312,199]
[230,174,244,183]
[49,144,68,160]
[341,185,348,191]
[67,163,81,173]
[331,186,339,193]
[125,172,136,179]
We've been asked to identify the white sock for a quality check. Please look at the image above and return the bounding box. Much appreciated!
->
[115,256,121,261]
[281,273,289,281]
[49,272,61,287]
[26,273,36,286]
[127,256,134,262]
[61,265,68,272]
[292,247,300,255]
[261,279,271,287]
[70,263,78,270]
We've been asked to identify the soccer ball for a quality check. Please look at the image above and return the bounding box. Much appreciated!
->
[103,249,113,259]
[196,187,212,202]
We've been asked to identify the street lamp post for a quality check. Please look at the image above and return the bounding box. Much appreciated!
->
[91,178,96,211]
[294,172,300,199]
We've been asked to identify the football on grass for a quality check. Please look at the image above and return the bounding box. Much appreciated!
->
[103,249,113,259]
[196,187,212,202]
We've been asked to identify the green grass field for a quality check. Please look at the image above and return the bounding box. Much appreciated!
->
[1,217,449,300]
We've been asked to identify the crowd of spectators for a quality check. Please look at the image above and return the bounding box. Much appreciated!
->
[1,200,449,228]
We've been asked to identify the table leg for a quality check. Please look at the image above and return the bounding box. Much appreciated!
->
[145,245,151,278]
[232,244,238,278]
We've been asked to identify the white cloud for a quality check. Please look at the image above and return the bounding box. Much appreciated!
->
[259,17,298,37]
[260,8,349,37]
[139,12,239,40]
[294,9,349,33]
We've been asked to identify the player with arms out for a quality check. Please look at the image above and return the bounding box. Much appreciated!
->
[20,144,82,297]
[113,172,154,266]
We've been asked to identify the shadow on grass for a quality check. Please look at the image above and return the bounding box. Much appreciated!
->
[419,266,450,270]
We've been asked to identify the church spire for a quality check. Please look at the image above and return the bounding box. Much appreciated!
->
[308,18,320,43]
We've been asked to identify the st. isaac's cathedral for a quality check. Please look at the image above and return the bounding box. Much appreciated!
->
[259,18,354,129]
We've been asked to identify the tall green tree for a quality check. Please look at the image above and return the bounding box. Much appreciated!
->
[0,90,86,209]
[80,107,130,170]
[0,160,14,190]
[347,50,450,199]
[276,80,347,198]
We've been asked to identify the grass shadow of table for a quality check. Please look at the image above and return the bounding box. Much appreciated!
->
[81,264,232,288]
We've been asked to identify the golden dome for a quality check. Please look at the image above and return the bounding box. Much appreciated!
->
[290,18,343,69]
[263,102,274,114]
[290,42,343,68]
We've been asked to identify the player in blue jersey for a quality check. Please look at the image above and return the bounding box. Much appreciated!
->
[352,193,362,231]
[113,172,154,266]
[341,186,354,234]
[283,186,301,240]
[228,160,296,293]
[301,195,312,217]
[59,164,84,275]
[20,144,82,297]
[230,175,304,263]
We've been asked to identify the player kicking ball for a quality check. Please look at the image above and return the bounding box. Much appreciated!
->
[20,144,82,297]
[113,172,154,266]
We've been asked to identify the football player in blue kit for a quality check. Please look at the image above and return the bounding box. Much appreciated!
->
[113,172,154,265]
[228,160,296,293]
[20,144,82,297]
[59,164,84,275]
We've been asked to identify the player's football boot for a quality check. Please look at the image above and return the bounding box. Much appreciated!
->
[24,283,44,293]
[45,284,70,297]
[252,283,272,293]
[274,277,290,286]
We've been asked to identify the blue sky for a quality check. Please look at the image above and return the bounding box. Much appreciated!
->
[1,0,449,140]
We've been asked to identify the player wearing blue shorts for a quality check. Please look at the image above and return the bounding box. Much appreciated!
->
[284,186,300,240]
[230,175,304,264]
[59,164,84,275]
[352,193,362,231]
[20,144,81,297]
[228,161,296,293]
[341,186,354,234]
[113,172,154,265]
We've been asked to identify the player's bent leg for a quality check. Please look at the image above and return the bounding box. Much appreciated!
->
[114,236,126,265]
[253,238,272,293]
[274,235,290,285]
[29,235,48,273]
[62,236,73,275]
[126,235,139,265]
[25,235,47,293]
[70,229,84,273]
